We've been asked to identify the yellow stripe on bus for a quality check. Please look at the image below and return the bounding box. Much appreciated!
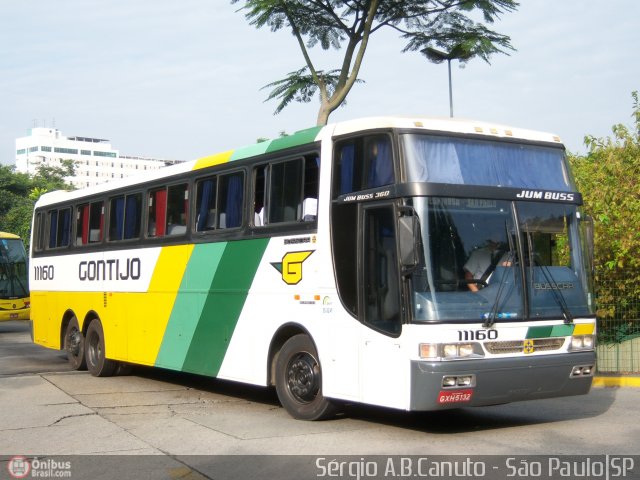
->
[193,150,233,170]
[124,244,194,365]
[573,323,595,335]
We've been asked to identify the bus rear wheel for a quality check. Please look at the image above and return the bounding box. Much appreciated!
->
[275,334,339,421]
[85,319,117,377]
[63,316,86,370]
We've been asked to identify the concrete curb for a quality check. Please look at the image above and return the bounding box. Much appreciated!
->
[593,376,640,388]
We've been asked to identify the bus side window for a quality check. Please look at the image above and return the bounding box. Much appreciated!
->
[109,193,141,241]
[48,207,71,249]
[333,135,394,197]
[334,141,357,196]
[76,201,104,245]
[253,166,266,227]
[89,202,105,243]
[264,154,318,225]
[195,176,217,232]
[302,155,319,221]
[147,188,167,237]
[365,136,394,188]
[33,212,44,252]
[166,184,188,236]
[269,158,303,223]
[218,172,244,229]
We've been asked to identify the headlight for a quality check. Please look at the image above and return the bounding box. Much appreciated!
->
[419,343,438,359]
[443,344,460,358]
[458,344,475,357]
[419,343,484,360]
[569,335,595,351]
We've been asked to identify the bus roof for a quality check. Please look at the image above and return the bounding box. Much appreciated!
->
[331,116,563,144]
[0,232,22,240]
[34,116,564,209]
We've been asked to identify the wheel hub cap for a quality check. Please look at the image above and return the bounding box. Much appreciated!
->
[287,354,319,402]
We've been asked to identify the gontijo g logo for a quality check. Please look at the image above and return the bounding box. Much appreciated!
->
[271,251,314,285]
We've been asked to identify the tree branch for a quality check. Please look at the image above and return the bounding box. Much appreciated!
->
[282,5,327,101]
[326,0,379,112]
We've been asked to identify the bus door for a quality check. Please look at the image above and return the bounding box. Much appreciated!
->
[358,203,407,408]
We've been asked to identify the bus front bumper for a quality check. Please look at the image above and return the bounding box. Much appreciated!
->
[0,308,30,322]
[410,351,596,410]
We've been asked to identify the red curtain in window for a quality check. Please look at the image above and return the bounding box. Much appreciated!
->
[81,205,90,245]
[156,189,167,236]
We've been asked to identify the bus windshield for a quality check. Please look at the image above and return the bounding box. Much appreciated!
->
[410,197,594,323]
[0,238,29,299]
[401,134,572,191]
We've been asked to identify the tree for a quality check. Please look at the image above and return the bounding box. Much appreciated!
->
[568,91,640,330]
[232,0,518,125]
[0,161,75,248]
[0,166,31,222]
[31,159,76,195]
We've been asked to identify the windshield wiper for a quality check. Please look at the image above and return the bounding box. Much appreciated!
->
[483,222,516,328]
[534,256,574,324]
[524,232,574,324]
[482,251,515,328]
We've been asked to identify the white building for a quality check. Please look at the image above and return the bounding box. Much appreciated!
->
[15,127,183,189]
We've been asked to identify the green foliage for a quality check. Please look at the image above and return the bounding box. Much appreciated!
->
[568,91,640,329]
[232,0,518,125]
[0,161,75,248]
[261,67,363,115]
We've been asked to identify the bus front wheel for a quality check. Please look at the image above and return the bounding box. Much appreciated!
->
[85,319,117,377]
[63,316,86,371]
[275,334,338,421]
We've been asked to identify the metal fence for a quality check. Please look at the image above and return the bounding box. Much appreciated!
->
[594,268,640,373]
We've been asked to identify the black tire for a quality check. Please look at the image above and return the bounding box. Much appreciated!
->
[63,316,86,370]
[275,334,339,421]
[85,319,117,377]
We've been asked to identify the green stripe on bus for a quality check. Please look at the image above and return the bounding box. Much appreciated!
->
[526,324,574,339]
[228,126,321,162]
[265,126,322,153]
[551,324,574,337]
[526,326,552,339]
[181,238,269,376]
[230,142,270,162]
[155,242,227,369]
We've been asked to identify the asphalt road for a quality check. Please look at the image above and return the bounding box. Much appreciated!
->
[1,320,638,479]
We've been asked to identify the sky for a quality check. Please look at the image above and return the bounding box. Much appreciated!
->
[1,1,638,166]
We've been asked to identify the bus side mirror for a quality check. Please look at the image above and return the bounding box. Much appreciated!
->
[398,214,420,273]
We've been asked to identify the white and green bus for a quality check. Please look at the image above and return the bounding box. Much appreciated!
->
[30,117,596,420]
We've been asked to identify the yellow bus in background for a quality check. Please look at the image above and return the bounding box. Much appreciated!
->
[0,232,30,321]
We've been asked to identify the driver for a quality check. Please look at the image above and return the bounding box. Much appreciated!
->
[464,237,512,292]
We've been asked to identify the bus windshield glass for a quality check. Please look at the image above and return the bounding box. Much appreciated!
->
[0,238,29,299]
[401,134,572,191]
[410,197,594,323]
